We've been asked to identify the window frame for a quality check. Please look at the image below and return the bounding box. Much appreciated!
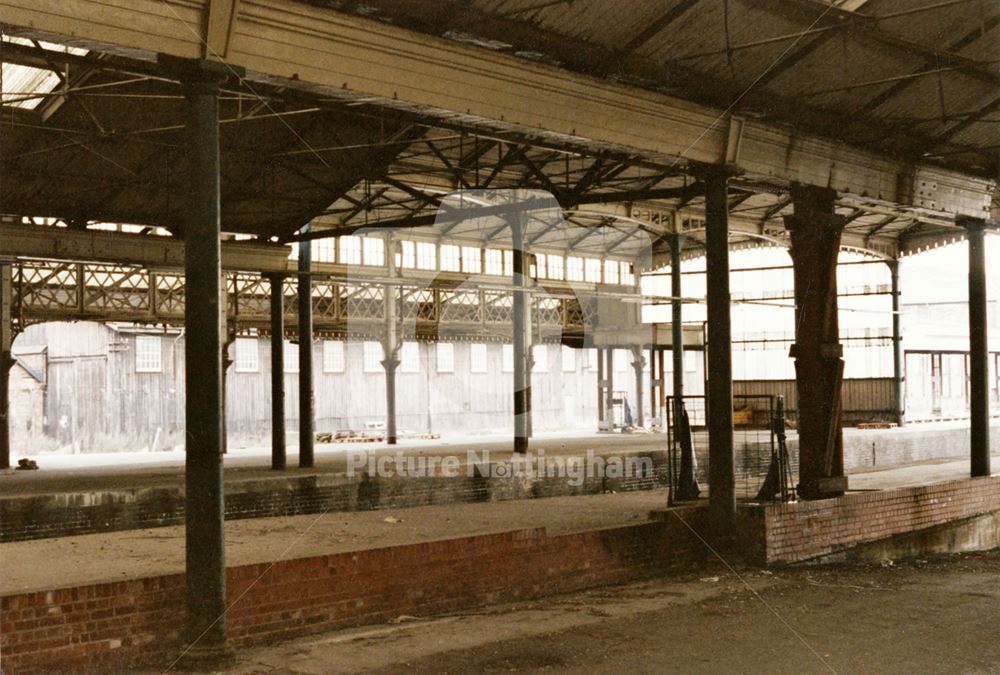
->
[134,335,162,373]
[234,337,260,373]
[322,340,345,373]
[436,342,455,373]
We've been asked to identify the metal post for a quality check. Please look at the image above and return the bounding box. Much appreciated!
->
[963,217,991,477]
[597,347,605,427]
[526,348,534,438]
[784,184,847,499]
[0,263,12,470]
[512,210,529,454]
[649,347,658,421]
[221,323,233,455]
[298,228,315,468]
[658,347,667,430]
[165,55,232,662]
[383,240,400,445]
[632,346,645,428]
[606,348,615,428]
[704,168,735,538]
[673,235,699,501]
[268,275,286,470]
[888,260,905,426]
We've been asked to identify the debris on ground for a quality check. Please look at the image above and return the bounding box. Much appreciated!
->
[16,458,38,471]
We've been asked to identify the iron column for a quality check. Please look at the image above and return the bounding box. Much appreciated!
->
[888,260,905,426]
[269,275,286,470]
[606,349,615,428]
[962,217,990,477]
[597,348,605,428]
[0,263,11,470]
[673,235,699,501]
[382,236,400,445]
[704,168,735,538]
[784,184,848,499]
[166,55,232,661]
[632,347,645,427]
[298,228,315,468]
[512,208,529,454]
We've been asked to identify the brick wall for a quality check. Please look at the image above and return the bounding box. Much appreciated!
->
[0,510,706,673]
[746,476,1000,565]
[0,452,666,542]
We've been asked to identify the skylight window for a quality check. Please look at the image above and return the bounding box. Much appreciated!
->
[1,36,87,111]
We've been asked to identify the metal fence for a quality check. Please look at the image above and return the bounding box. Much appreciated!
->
[665,394,798,502]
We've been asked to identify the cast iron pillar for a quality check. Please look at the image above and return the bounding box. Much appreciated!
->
[673,235,700,501]
[512,210,529,454]
[784,184,848,499]
[888,260,905,426]
[606,349,615,427]
[961,217,991,477]
[298,230,315,468]
[632,347,645,428]
[649,347,659,421]
[166,55,232,662]
[382,236,400,445]
[268,275,286,470]
[597,347,605,428]
[704,168,736,536]
[0,263,12,470]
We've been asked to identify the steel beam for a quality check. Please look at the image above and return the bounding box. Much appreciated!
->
[0,222,292,272]
[297,229,315,468]
[704,169,735,537]
[268,274,286,470]
[167,55,231,663]
[962,217,991,477]
[785,184,848,499]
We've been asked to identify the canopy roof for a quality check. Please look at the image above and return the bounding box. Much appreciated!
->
[0,0,996,267]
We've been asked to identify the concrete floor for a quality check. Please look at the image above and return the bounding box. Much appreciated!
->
[226,552,1000,675]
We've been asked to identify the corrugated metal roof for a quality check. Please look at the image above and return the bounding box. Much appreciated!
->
[310,0,999,176]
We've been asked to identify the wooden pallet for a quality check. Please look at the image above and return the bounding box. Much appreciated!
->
[855,422,898,430]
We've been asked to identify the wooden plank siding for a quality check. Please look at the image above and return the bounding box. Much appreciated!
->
[9,322,901,454]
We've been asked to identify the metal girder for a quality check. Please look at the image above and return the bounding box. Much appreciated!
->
[1,0,992,216]
[0,222,294,272]
[620,0,699,54]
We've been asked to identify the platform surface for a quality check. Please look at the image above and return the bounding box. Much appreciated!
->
[0,490,676,595]
[4,421,992,496]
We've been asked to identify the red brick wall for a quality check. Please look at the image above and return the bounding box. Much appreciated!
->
[1,509,705,673]
[752,476,1000,564]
